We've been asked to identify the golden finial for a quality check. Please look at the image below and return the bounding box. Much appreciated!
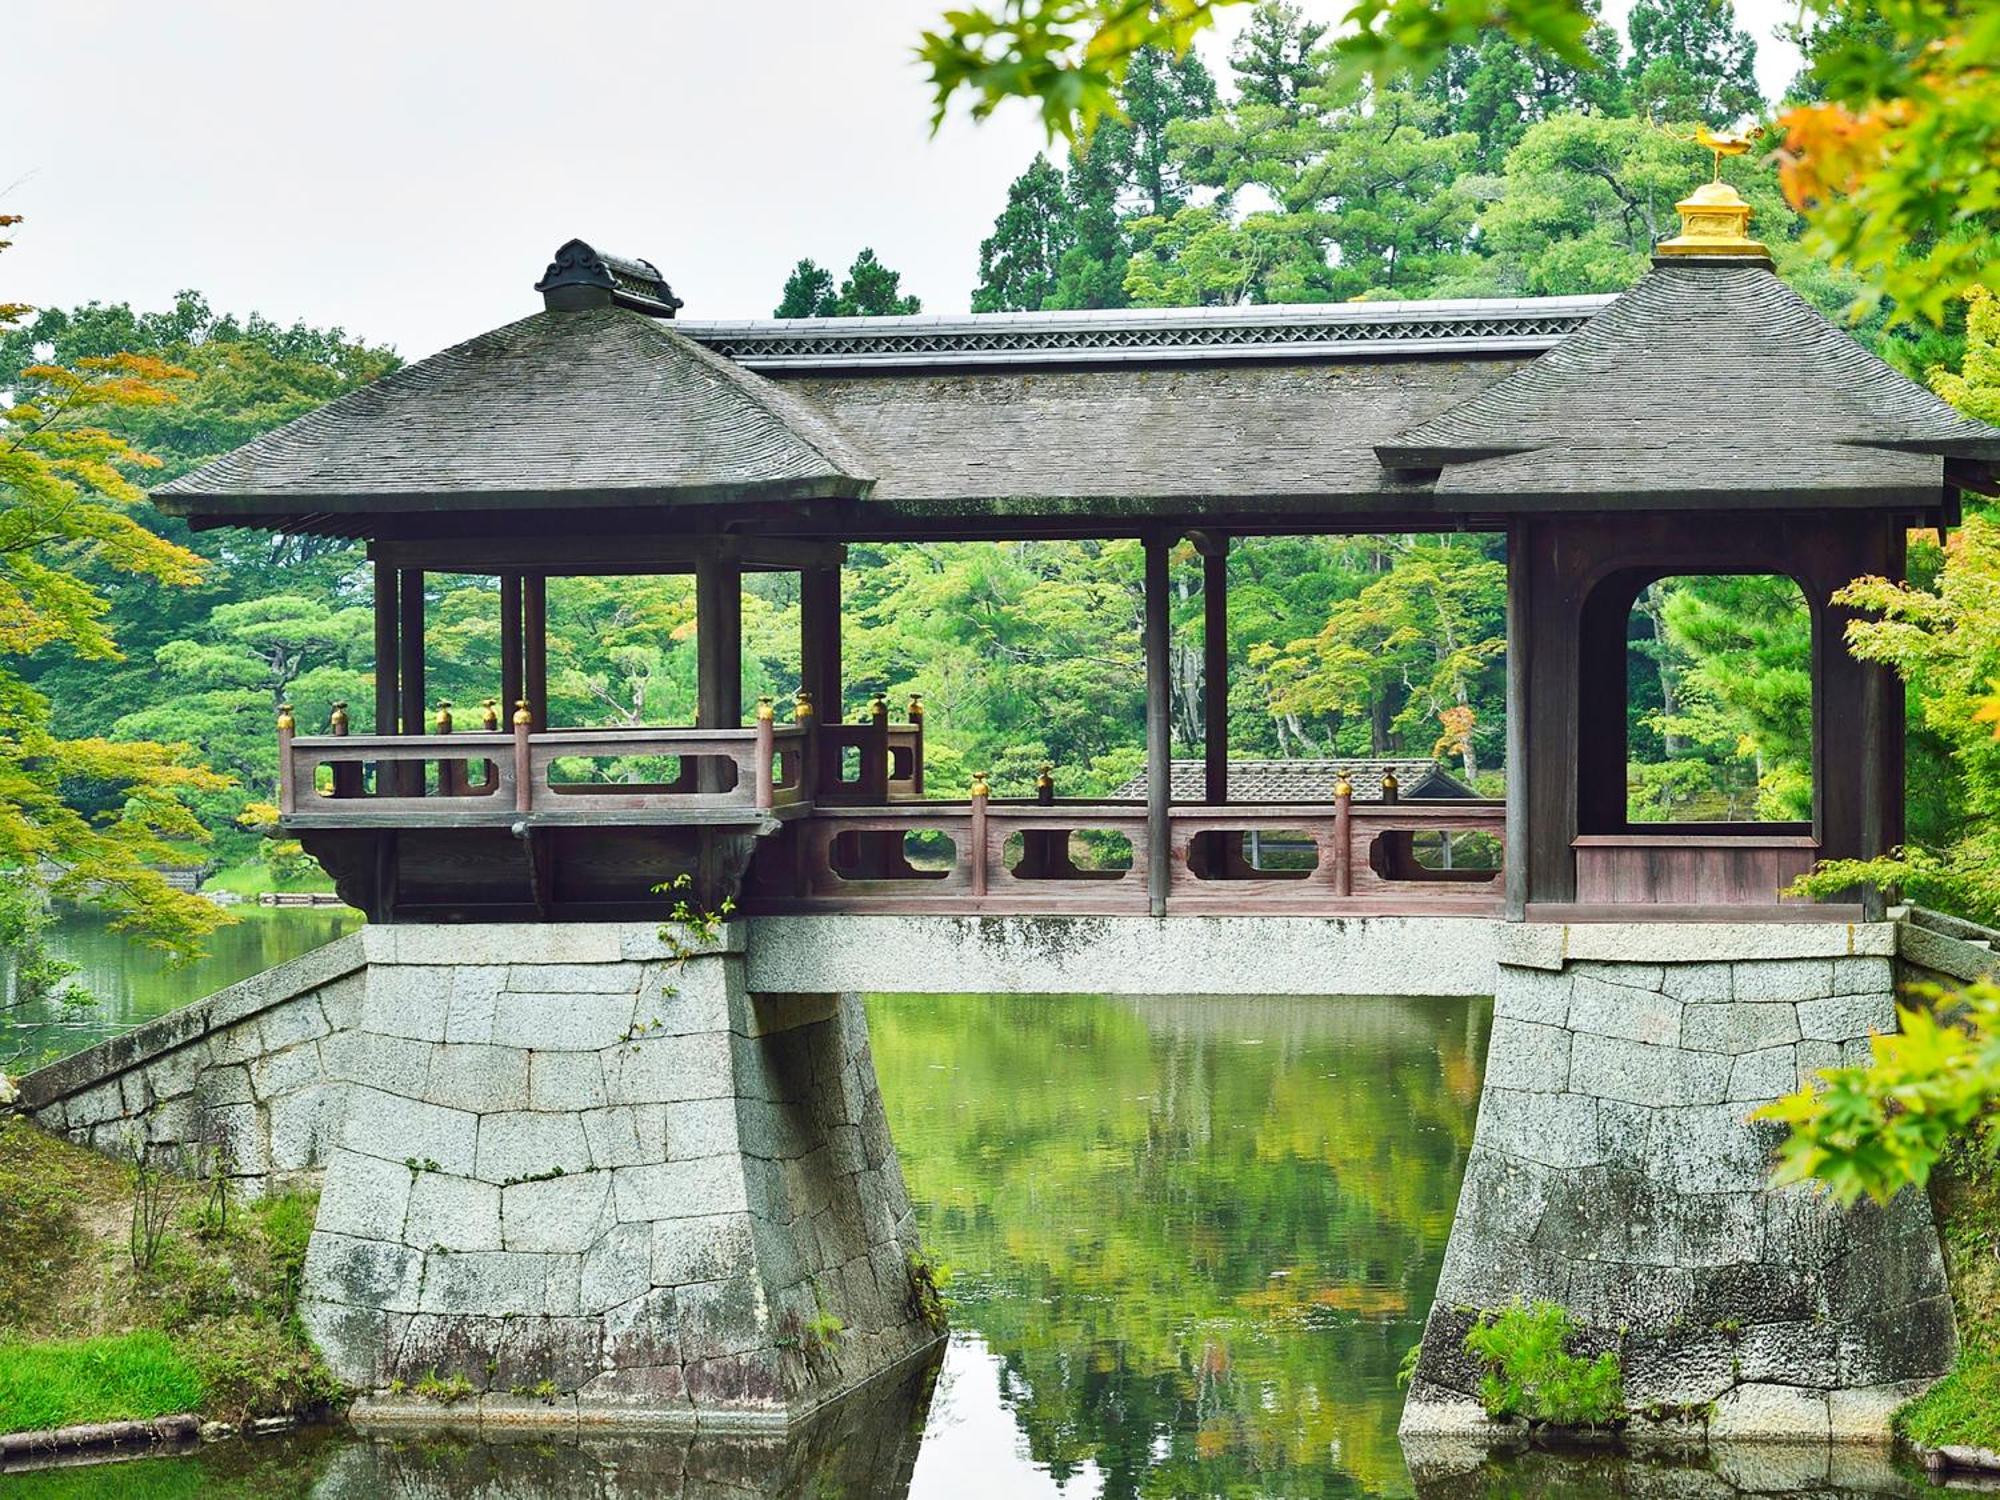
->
[513,698,533,728]
[1657,123,1768,259]
[329,701,349,734]
[1036,762,1054,791]
[1380,768,1399,802]
[793,689,815,721]
[756,695,775,723]
[970,771,990,799]
[481,697,500,731]
[276,702,296,733]
[869,693,888,723]
[1334,769,1353,799]
[434,700,454,733]
[907,694,924,724]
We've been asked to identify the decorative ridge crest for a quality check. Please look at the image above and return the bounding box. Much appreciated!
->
[536,239,683,317]
[676,298,1614,371]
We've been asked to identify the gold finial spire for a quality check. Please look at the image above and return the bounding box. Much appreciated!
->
[793,688,814,721]
[970,770,990,799]
[756,695,775,723]
[1657,124,1769,260]
[513,698,534,728]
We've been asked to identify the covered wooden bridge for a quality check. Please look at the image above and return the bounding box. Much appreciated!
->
[157,197,2000,926]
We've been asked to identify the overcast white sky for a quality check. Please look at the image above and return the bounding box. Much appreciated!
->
[4,1,1801,361]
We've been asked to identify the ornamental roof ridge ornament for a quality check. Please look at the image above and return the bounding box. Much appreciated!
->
[676,296,1615,370]
[1655,125,1771,262]
[536,238,685,317]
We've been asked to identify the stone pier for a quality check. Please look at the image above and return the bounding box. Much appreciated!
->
[1403,920,1955,1441]
[307,923,940,1428]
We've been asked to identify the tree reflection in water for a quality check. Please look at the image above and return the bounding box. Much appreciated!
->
[871,991,1490,1498]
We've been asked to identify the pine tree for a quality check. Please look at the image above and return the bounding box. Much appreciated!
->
[972,154,1076,313]
[1046,137,1131,310]
[1623,0,1763,126]
[1101,44,1219,219]
[834,249,922,317]
[774,258,838,318]
[1420,10,1628,171]
[1229,1,1328,116]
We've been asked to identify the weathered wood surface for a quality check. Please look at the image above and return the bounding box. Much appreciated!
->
[1573,833,1817,907]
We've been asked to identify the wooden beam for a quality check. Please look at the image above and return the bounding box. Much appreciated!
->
[373,535,849,575]
[1202,538,1229,805]
[523,575,549,731]
[1144,532,1173,917]
[500,573,523,716]
[373,560,398,736]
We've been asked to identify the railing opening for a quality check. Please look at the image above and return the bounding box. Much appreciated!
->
[1187,829,1319,880]
[545,754,734,794]
[828,829,954,881]
[1003,829,1134,880]
[1369,830,1501,883]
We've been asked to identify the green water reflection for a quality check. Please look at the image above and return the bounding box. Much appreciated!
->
[876,991,1488,1498]
[0,906,359,1065]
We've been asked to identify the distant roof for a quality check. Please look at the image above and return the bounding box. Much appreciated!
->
[1116,759,1476,802]
[1379,259,2000,505]
[158,308,873,515]
[676,297,1613,371]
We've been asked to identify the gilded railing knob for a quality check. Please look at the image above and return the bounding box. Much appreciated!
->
[276,702,296,733]
[1334,770,1354,799]
[481,697,500,731]
[908,694,924,723]
[970,771,990,799]
[435,701,454,733]
[513,699,534,728]
[1036,763,1054,789]
[756,695,776,723]
[793,689,814,721]
[329,701,349,733]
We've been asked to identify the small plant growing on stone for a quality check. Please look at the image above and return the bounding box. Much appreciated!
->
[907,1250,951,1335]
[1464,1301,1625,1428]
[412,1368,475,1405]
[126,1135,190,1274]
[404,1157,441,1175]
[1396,1340,1422,1390]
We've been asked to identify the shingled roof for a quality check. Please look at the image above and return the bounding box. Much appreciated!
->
[157,307,874,515]
[1116,759,1476,802]
[1377,258,2000,506]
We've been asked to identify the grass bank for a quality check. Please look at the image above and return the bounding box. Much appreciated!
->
[199,860,336,898]
[0,1116,341,1435]
[1897,1146,2000,1454]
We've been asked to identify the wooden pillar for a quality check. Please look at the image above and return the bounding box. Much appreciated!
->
[1503,521,1530,921]
[500,572,524,717]
[523,575,549,732]
[396,569,425,795]
[1143,532,1173,917]
[373,561,399,737]
[800,564,841,722]
[397,569,426,735]
[696,548,744,730]
[1201,537,1229,805]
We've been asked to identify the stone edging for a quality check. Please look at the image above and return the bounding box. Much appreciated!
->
[0,1413,200,1465]
[14,933,366,1112]
[1913,1440,2000,1479]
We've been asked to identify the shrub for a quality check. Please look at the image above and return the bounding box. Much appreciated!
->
[1464,1302,1625,1427]
[184,1316,341,1426]
[0,1329,204,1431]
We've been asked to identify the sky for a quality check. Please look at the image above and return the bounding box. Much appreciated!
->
[5,1,1802,362]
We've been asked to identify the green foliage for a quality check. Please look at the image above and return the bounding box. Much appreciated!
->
[907,1250,952,1334]
[1897,1355,2000,1452]
[1464,1301,1625,1426]
[412,1368,477,1404]
[183,1314,342,1426]
[973,154,1075,312]
[1622,0,1762,126]
[1930,285,2000,426]
[1757,980,2000,1205]
[0,1116,84,1332]
[774,249,921,318]
[0,1329,205,1431]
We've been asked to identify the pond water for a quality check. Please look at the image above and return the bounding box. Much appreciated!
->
[0,921,1930,1497]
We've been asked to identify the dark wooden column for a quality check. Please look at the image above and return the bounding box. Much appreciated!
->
[800,563,842,719]
[1503,521,1531,920]
[696,547,744,731]
[373,559,398,735]
[397,569,426,734]
[500,572,524,716]
[1143,532,1173,916]
[1199,535,1229,805]
[523,575,549,731]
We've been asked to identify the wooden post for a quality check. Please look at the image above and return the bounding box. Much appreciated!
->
[969,772,990,900]
[697,548,744,796]
[1334,770,1353,897]
[800,564,842,722]
[373,561,398,736]
[276,703,296,815]
[436,700,461,796]
[754,697,776,811]
[500,572,524,717]
[1201,536,1229,806]
[397,568,426,795]
[908,694,925,796]
[867,694,890,802]
[794,689,817,801]
[1503,521,1530,921]
[1143,532,1173,917]
[513,699,534,816]
[523,575,549,737]
[329,701,361,798]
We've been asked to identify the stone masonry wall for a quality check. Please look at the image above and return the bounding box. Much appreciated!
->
[1404,922,1955,1443]
[302,924,940,1430]
[17,934,365,1197]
